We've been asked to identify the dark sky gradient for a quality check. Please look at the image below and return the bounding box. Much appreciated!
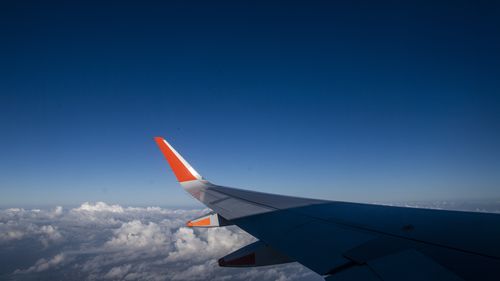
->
[1,0,500,207]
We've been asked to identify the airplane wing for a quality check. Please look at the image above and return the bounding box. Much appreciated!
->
[154,137,500,281]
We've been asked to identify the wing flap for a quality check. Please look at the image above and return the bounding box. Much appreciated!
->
[218,240,293,267]
[233,209,377,275]
[325,265,381,281]
[326,249,466,281]
[367,249,464,281]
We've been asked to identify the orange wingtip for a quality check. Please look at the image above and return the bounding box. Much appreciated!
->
[154,137,199,182]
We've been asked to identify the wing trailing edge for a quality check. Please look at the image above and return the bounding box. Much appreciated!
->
[219,240,293,267]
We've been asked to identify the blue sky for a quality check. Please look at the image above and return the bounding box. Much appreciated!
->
[1,0,499,207]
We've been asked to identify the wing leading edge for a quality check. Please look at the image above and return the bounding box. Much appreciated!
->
[154,137,500,281]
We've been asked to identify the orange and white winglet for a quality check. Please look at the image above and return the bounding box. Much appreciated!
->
[154,137,202,182]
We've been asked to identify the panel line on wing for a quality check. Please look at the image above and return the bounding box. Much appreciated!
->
[209,197,232,205]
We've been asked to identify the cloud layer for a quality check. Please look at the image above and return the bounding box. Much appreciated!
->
[0,202,320,281]
[4,200,495,280]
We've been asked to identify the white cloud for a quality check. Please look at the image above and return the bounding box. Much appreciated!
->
[169,260,216,280]
[37,224,63,247]
[0,221,62,247]
[53,206,64,217]
[167,227,255,263]
[74,202,124,213]
[104,264,132,279]
[0,225,24,241]
[17,253,66,273]
[105,220,171,251]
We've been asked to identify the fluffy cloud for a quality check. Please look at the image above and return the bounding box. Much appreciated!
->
[0,221,62,247]
[75,202,124,213]
[103,264,132,279]
[1,202,319,281]
[105,220,170,251]
[0,222,24,241]
[167,227,255,263]
[17,253,66,273]
[38,224,63,247]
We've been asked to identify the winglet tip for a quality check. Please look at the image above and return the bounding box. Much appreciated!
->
[154,136,165,143]
[154,136,202,182]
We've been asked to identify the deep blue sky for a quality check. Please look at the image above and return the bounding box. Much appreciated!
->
[1,0,499,207]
